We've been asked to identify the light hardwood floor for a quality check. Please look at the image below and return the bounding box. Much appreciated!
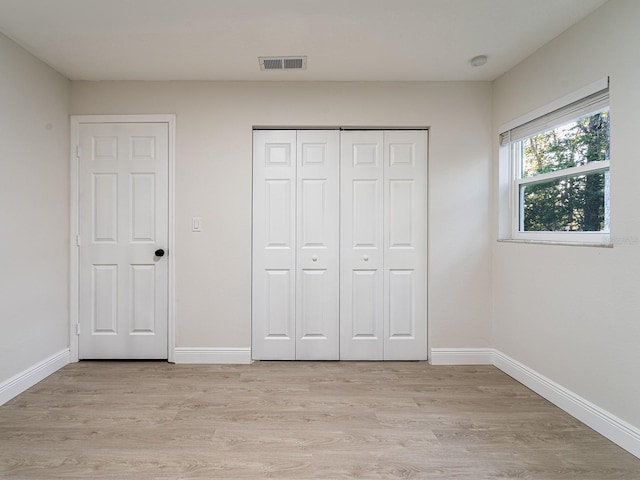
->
[0,361,638,479]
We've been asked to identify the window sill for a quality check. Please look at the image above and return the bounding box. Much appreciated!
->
[497,238,613,248]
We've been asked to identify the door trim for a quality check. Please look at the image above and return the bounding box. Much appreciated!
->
[69,114,176,363]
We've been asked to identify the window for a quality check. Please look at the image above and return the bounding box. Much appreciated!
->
[499,84,610,245]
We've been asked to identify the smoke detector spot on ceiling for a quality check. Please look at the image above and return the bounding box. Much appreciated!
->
[469,55,488,67]
[259,56,307,71]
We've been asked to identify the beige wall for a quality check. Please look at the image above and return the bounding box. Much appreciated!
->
[0,33,71,382]
[71,81,494,352]
[492,0,640,428]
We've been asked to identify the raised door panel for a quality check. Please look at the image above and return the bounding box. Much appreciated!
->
[252,130,297,360]
[299,269,327,337]
[130,136,156,162]
[388,269,415,339]
[389,180,414,248]
[300,179,327,248]
[265,269,294,339]
[383,130,427,360]
[92,136,118,162]
[352,180,380,248]
[266,179,293,248]
[93,174,118,243]
[92,264,118,334]
[130,174,156,243]
[130,265,156,334]
[296,130,339,360]
[351,269,380,338]
[340,131,384,360]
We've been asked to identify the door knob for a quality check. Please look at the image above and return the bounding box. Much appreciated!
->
[363,255,369,261]
[155,249,165,257]
[312,255,318,262]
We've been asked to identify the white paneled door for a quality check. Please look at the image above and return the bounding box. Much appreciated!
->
[296,131,341,360]
[78,123,169,359]
[340,131,385,359]
[252,130,340,360]
[253,129,427,361]
[340,130,427,360]
[252,130,297,360]
[382,131,427,360]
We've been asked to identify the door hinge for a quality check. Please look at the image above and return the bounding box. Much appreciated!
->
[76,234,81,246]
[76,324,81,335]
[75,145,81,158]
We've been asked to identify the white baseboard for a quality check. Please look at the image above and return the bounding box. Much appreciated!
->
[429,347,494,365]
[430,346,640,459]
[174,347,252,364]
[0,349,70,406]
[493,350,640,459]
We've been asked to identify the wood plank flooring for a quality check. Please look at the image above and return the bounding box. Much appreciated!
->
[0,361,639,479]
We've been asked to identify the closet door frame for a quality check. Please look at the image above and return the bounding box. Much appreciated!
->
[253,127,428,361]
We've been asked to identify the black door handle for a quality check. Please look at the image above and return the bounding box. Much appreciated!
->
[155,249,165,257]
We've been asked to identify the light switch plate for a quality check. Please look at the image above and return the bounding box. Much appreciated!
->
[192,217,203,232]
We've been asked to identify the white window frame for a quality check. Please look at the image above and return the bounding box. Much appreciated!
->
[499,78,611,246]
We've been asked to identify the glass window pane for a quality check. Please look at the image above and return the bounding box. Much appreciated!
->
[522,110,609,178]
[520,171,608,232]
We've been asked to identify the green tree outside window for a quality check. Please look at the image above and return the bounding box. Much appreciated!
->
[521,111,610,232]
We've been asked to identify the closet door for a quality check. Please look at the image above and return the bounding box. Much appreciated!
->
[383,130,427,360]
[341,130,428,360]
[253,130,340,360]
[252,130,297,360]
[296,130,340,360]
[340,131,385,360]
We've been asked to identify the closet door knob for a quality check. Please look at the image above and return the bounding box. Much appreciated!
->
[155,249,165,257]
[363,255,369,261]
[312,255,318,262]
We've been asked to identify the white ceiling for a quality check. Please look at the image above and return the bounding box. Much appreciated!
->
[0,0,608,82]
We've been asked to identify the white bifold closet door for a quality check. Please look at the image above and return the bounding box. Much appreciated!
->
[252,130,340,360]
[340,130,427,360]
[253,129,426,361]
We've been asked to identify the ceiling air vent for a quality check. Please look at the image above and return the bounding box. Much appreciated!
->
[259,56,307,71]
